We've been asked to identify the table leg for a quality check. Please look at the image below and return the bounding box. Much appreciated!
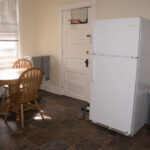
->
[16,113,20,121]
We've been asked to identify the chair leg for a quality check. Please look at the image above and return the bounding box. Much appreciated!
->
[20,104,24,128]
[3,88,8,99]
[4,101,10,122]
[16,113,20,121]
[34,99,44,120]
[0,98,5,114]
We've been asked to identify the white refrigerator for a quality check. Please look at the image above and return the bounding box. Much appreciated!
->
[90,17,150,136]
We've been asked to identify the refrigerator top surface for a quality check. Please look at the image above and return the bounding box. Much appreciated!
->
[94,17,141,22]
[93,17,141,57]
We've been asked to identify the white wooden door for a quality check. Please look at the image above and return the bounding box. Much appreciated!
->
[62,8,92,102]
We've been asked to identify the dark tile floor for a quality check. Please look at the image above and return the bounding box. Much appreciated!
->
[0,90,150,150]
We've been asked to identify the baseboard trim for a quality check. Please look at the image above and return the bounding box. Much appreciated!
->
[40,83,62,95]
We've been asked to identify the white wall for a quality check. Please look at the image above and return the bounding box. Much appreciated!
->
[20,0,150,93]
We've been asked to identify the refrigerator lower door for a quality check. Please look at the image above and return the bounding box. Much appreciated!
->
[90,55,137,135]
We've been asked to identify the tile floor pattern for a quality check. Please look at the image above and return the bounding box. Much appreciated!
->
[0,90,150,150]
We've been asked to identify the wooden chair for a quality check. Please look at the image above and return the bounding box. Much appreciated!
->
[13,58,32,69]
[3,58,32,98]
[4,68,44,128]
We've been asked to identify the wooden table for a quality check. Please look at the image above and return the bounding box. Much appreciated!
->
[0,68,26,86]
[0,68,26,114]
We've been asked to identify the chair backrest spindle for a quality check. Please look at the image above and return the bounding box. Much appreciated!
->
[9,68,43,104]
[13,59,32,69]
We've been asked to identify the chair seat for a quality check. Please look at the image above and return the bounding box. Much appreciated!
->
[3,84,23,89]
[3,85,9,88]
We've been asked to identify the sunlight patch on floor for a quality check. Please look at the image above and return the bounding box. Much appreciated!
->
[34,113,52,120]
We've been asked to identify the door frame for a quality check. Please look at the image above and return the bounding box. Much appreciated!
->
[58,0,96,95]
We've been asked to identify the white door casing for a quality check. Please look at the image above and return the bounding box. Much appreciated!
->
[59,0,95,102]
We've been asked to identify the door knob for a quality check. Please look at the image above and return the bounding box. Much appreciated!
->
[85,59,89,67]
[86,50,89,54]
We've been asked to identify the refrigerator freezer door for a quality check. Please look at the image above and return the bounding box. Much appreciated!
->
[90,55,137,134]
[93,18,140,57]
